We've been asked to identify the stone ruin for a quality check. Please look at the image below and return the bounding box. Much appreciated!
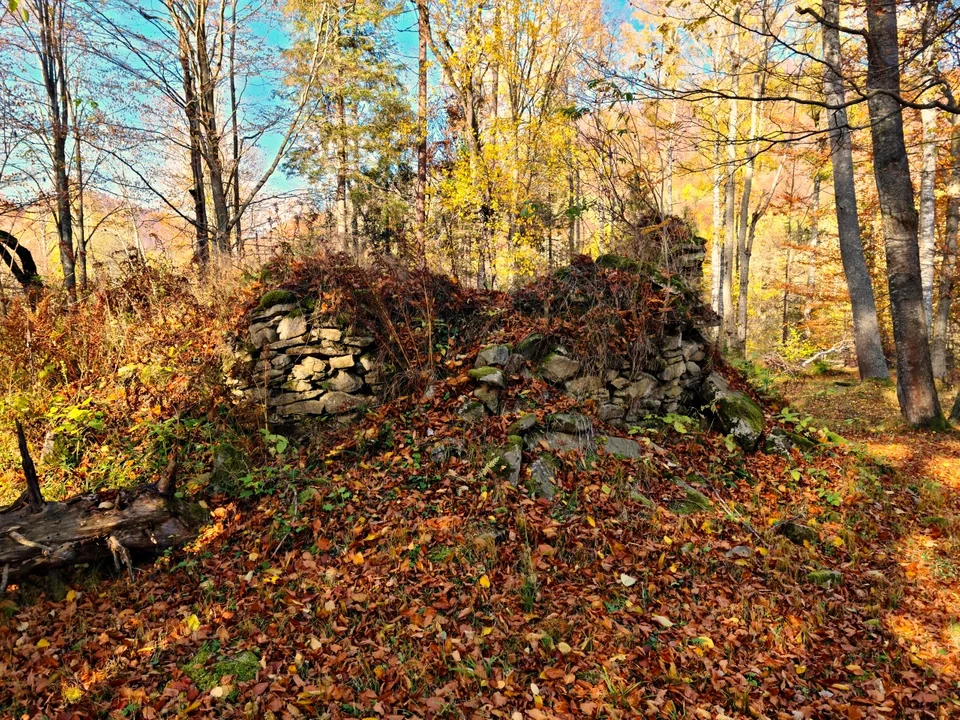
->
[224,233,770,453]
[458,328,709,429]
[224,289,382,422]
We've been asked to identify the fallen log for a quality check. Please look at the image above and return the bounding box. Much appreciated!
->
[1,423,205,589]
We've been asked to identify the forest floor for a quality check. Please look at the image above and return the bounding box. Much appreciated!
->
[3,358,960,719]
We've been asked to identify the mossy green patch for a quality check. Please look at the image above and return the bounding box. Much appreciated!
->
[258,289,297,309]
[468,367,501,381]
[806,569,843,587]
[181,642,259,691]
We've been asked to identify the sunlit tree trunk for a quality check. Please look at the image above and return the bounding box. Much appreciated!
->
[804,169,820,324]
[932,114,960,379]
[176,35,210,265]
[919,105,937,327]
[415,0,428,258]
[865,0,943,426]
[229,0,242,255]
[711,136,722,315]
[721,9,740,347]
[71,97,87,292]
[822,0,889,380]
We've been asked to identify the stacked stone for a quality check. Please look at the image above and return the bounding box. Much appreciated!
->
[226,290,381,422]
[462,330,709,428]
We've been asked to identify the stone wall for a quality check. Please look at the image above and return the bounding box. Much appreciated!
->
[460,327,709,429]
[224,290,382,423]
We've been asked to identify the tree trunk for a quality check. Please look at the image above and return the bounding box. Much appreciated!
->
[919,105,937,327]
[865,0,943,426]
[822,0,889,380]
[229,0,242,256]
[71,103,87,292]
[932,114,960,379]
[34,0,76,302]
[711,135,723,315]
[194,2,230,255]
[1,430,201,586]
[805,170,820,323]
[177,35,210,265]
[415,0,428,258]
[721,9,741,347]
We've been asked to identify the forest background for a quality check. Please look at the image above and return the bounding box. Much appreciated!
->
[3,0,960,425]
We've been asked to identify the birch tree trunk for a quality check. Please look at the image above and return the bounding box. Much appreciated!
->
[822,0,889,380]
[711,136,723,315]
[865,0,944,426]
[919,105,937,327]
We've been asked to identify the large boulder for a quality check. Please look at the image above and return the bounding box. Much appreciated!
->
[702,372,764,451]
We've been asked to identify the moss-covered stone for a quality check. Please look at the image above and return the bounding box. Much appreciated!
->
[468,366,506,388]
[258,289,298,309]
[507,413,539,435]
[763,427,817,456]
[715,392,763,450]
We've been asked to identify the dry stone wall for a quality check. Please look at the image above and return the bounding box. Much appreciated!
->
[225,290,382,423]
[460,327,709,429]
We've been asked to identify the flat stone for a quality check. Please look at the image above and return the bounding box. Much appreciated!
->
[564,375,605,398]
[329,354,356,370]
[468,366,506,388]
[325,371,363,393]
[475,344,511,367]
[291,357,327,380]
[610,376,631,391]
[252,302,297,322]
[269,389,325,407]
[277,400,327,416]
[599,435,642,459]
[277,314,308,341]
[526,430,595,454]
[598,403,625,422]
[507,413,539,435]
[249,322,279,348]
[311,327,342,342]
[548,412,592,434]
[539,353,581,384]
[344,335,375,348]
[685,361,702,376]
[322,391,365,414]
